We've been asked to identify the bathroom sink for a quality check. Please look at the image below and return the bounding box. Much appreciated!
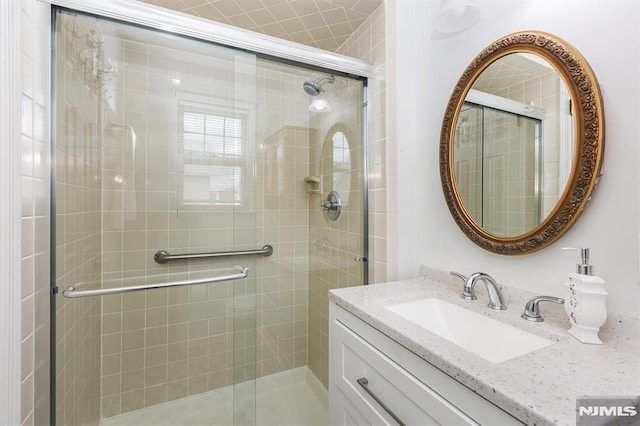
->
[386,298,553,363]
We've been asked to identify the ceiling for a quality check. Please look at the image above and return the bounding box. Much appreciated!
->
[473,53,555,94]
[138,0,384,52]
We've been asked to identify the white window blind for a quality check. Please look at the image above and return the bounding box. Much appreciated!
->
[180,103,245,206]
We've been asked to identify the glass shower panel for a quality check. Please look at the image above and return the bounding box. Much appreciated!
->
[53,8,367,426]
[482,108,540,236]
[307,74,365,387]
[247,59,366,411]
[454,104,484,226]
[455,102,541,237]
[53,9,257,425]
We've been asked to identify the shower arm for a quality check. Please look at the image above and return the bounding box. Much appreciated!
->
[314,75,335,86]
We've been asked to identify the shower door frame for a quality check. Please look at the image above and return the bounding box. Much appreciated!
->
[46,0,374,424]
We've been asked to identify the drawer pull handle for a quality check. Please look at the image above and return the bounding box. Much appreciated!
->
[357,377,406,426]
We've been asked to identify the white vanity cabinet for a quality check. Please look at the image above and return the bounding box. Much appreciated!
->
[329,302,523,426]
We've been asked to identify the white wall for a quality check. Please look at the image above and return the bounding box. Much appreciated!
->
[1,0,25,423]
[395,0,640,318]
[1,0,51,424]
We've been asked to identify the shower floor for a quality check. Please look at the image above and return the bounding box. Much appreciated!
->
[100,367,328,426]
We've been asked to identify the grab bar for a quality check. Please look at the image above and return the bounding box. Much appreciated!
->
[154,244,273,264]
[62,265,249,298]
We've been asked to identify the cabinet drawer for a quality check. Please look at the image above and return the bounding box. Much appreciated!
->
[332,384,377,426]
[332,318,476,426]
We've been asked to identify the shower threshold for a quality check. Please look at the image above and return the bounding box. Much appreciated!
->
[99,366,328,426]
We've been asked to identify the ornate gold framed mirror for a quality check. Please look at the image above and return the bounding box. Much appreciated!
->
[440,31,604,255]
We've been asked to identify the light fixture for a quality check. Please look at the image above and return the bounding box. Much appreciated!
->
[309,98,332,112]
[433,0,481,35]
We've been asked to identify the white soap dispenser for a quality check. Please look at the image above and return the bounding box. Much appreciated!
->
[561,247,607,344]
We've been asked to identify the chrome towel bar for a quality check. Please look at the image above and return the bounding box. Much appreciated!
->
[154,244,273,264]
[62,266,249,298]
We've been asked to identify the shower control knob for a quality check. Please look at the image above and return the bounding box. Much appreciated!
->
[320,191,341,221]
[320,200,334,210]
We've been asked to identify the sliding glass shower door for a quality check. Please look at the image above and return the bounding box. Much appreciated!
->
[53,6,367,426]
[53,9,258,425]
[454,101,542,237]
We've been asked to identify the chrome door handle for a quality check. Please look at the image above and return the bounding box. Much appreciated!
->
[356,377,405,426]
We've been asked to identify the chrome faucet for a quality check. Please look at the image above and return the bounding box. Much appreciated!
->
[521,296,564,322]
[456,272,508,310]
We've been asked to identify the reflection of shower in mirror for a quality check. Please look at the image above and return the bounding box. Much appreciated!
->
[455,116,471,146]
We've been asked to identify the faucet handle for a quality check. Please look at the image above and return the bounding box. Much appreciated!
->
[521,296,564,322]
[460,272,483,301]
[450,271,467,282]
[451,271,478,299]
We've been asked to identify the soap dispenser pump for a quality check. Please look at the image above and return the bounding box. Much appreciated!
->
[561,247,607,344]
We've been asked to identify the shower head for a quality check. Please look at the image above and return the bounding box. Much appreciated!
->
[303,74,335,96]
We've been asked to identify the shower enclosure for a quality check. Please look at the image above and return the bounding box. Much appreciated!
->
[52,7,367,425]
[454,92,544,237]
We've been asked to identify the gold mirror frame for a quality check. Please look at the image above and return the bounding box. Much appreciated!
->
[440,31,604,255]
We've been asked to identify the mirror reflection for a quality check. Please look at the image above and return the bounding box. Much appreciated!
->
[453,53,574,237]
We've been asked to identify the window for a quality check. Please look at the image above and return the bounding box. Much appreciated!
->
[331,130,351,201]
[179,102,246,206]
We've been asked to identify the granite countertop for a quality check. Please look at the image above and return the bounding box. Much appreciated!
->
[328,266,640,426]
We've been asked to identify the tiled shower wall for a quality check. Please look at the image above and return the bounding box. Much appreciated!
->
[256,122,313,377]
[20,1,51,425]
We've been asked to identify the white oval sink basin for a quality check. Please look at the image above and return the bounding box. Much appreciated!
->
[386,298,553,363]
